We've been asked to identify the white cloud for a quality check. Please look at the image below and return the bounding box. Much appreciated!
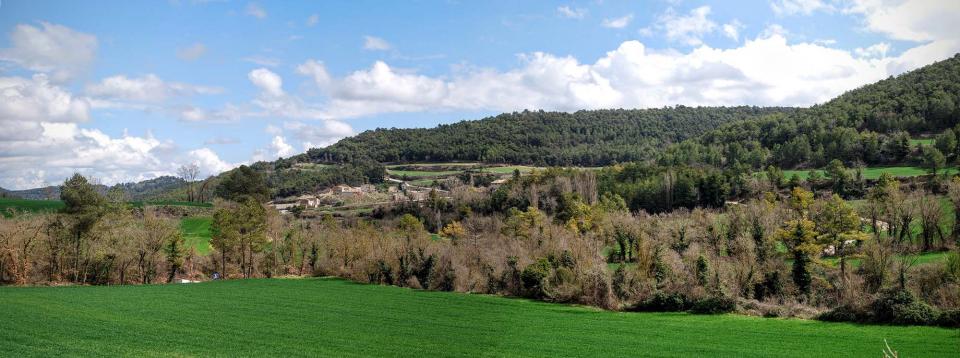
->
[363,36,391,51]
[248,68,284,96]
[245,2,267,19]
[770,0,836,15]
[176,42,207,61]
[285,120,355,150]
[722,20,744,42]
[292,29,954,119]
[854,42,891,58]
[0,74,90,140]
[651,6,717,46]
[306,14,319,27]
[270,135,295,158]
[86,74,222,102]
[602,14,633,29]
[0,22,98,82]
[188,147,236,175]
[846,0,959,42]
[0,121,236,189]
[557,6,587,19]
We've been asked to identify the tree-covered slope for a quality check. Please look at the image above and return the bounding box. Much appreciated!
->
[302,107,796,166]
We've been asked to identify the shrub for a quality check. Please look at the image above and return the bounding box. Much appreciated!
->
[818,304,868,323]
[690,296,736,314]
[632,291,689,312]
[520,258,552,298]
[871,288,940,325]
[935,309,960,328]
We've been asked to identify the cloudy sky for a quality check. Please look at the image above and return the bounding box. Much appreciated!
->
[0,0,958,189]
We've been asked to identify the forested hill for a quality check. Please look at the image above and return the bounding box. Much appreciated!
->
[678,53,960,170]
[301,107,796,166]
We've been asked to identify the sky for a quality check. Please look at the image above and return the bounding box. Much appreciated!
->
[0,0,958,190]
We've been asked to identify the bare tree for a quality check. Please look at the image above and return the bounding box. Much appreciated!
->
[177,163,200,202]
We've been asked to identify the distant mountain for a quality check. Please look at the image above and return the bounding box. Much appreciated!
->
[8,176,188,201]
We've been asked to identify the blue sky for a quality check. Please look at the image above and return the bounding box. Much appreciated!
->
[0,0,958,189]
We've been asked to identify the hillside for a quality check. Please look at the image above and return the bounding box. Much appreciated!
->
[6,176,188,201]
[301,107,796,167]
[291,54,959,171]
[2,278,955,357]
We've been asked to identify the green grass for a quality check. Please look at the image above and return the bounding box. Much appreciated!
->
[387,169,465,178]
[180,217,212,255]
[0,278,955,357]
[780,166,957,180]
[0,198,64,217]
[481,165,539,174]
[910,138,935,148]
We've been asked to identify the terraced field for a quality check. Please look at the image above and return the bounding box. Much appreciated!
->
[1,278,956,357]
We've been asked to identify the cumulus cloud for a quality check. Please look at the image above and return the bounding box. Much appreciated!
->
[602,14,633,29]
[557,6,587,19]
[722,20,745,42]
[0,74,90,140]
[176,42,207,61]
[0,22,98,82]
[0,122,237,189]
[854,42,891,58]
[363,36,391,51]
[285,120,355,150]
[293,30,953,119]
[86,74,222,102]
[248,68,284,96]
[646,6,717,46]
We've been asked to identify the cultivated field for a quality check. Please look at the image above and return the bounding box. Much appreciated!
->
[180,217,212,255]
[0,278,956,357]
[781,166,958,180]
[0,198,64,217]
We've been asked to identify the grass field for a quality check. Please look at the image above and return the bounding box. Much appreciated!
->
[180,217,212,255]
[386,169,466,178]
[780,166,957,180]
[0,278,955,357]
[0,198,65,217]
[910,138,935,147]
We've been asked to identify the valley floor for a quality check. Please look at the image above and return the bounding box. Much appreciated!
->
[1,278,957,357]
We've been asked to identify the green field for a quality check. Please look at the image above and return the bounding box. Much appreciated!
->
[386,169,465,178]
[0,198,65,217]
[910,138,935,147]
[180,217,212,255]
[780,166,957,180]
[0,278,956,357]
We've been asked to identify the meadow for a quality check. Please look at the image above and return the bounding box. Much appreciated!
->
[0,198,64,217]
[781,166,958,180]
[0,278,956,357]
[180,217,212,255]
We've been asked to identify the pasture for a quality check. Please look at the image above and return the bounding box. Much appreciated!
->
[0,198,64,217]
[781,166,957,180]
[180,217,213,255]
[0,278,956,357]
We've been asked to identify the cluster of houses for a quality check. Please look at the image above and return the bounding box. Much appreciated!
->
[268,183,444,213]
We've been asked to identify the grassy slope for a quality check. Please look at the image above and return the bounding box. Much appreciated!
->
[0,198,65,217]
[180,217,212,255]
[781,167,958,180]
[1,278,956,357]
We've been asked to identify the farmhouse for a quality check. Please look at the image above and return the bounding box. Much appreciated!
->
[296,195,321,208]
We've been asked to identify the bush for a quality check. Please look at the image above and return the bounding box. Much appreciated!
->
[818,304,868,323]
[520,258,552,298]
[892,301,939,326]
[935,309,960,328]
[632,291,689,312]
[871,288,940,326]
[690,296,736,314]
